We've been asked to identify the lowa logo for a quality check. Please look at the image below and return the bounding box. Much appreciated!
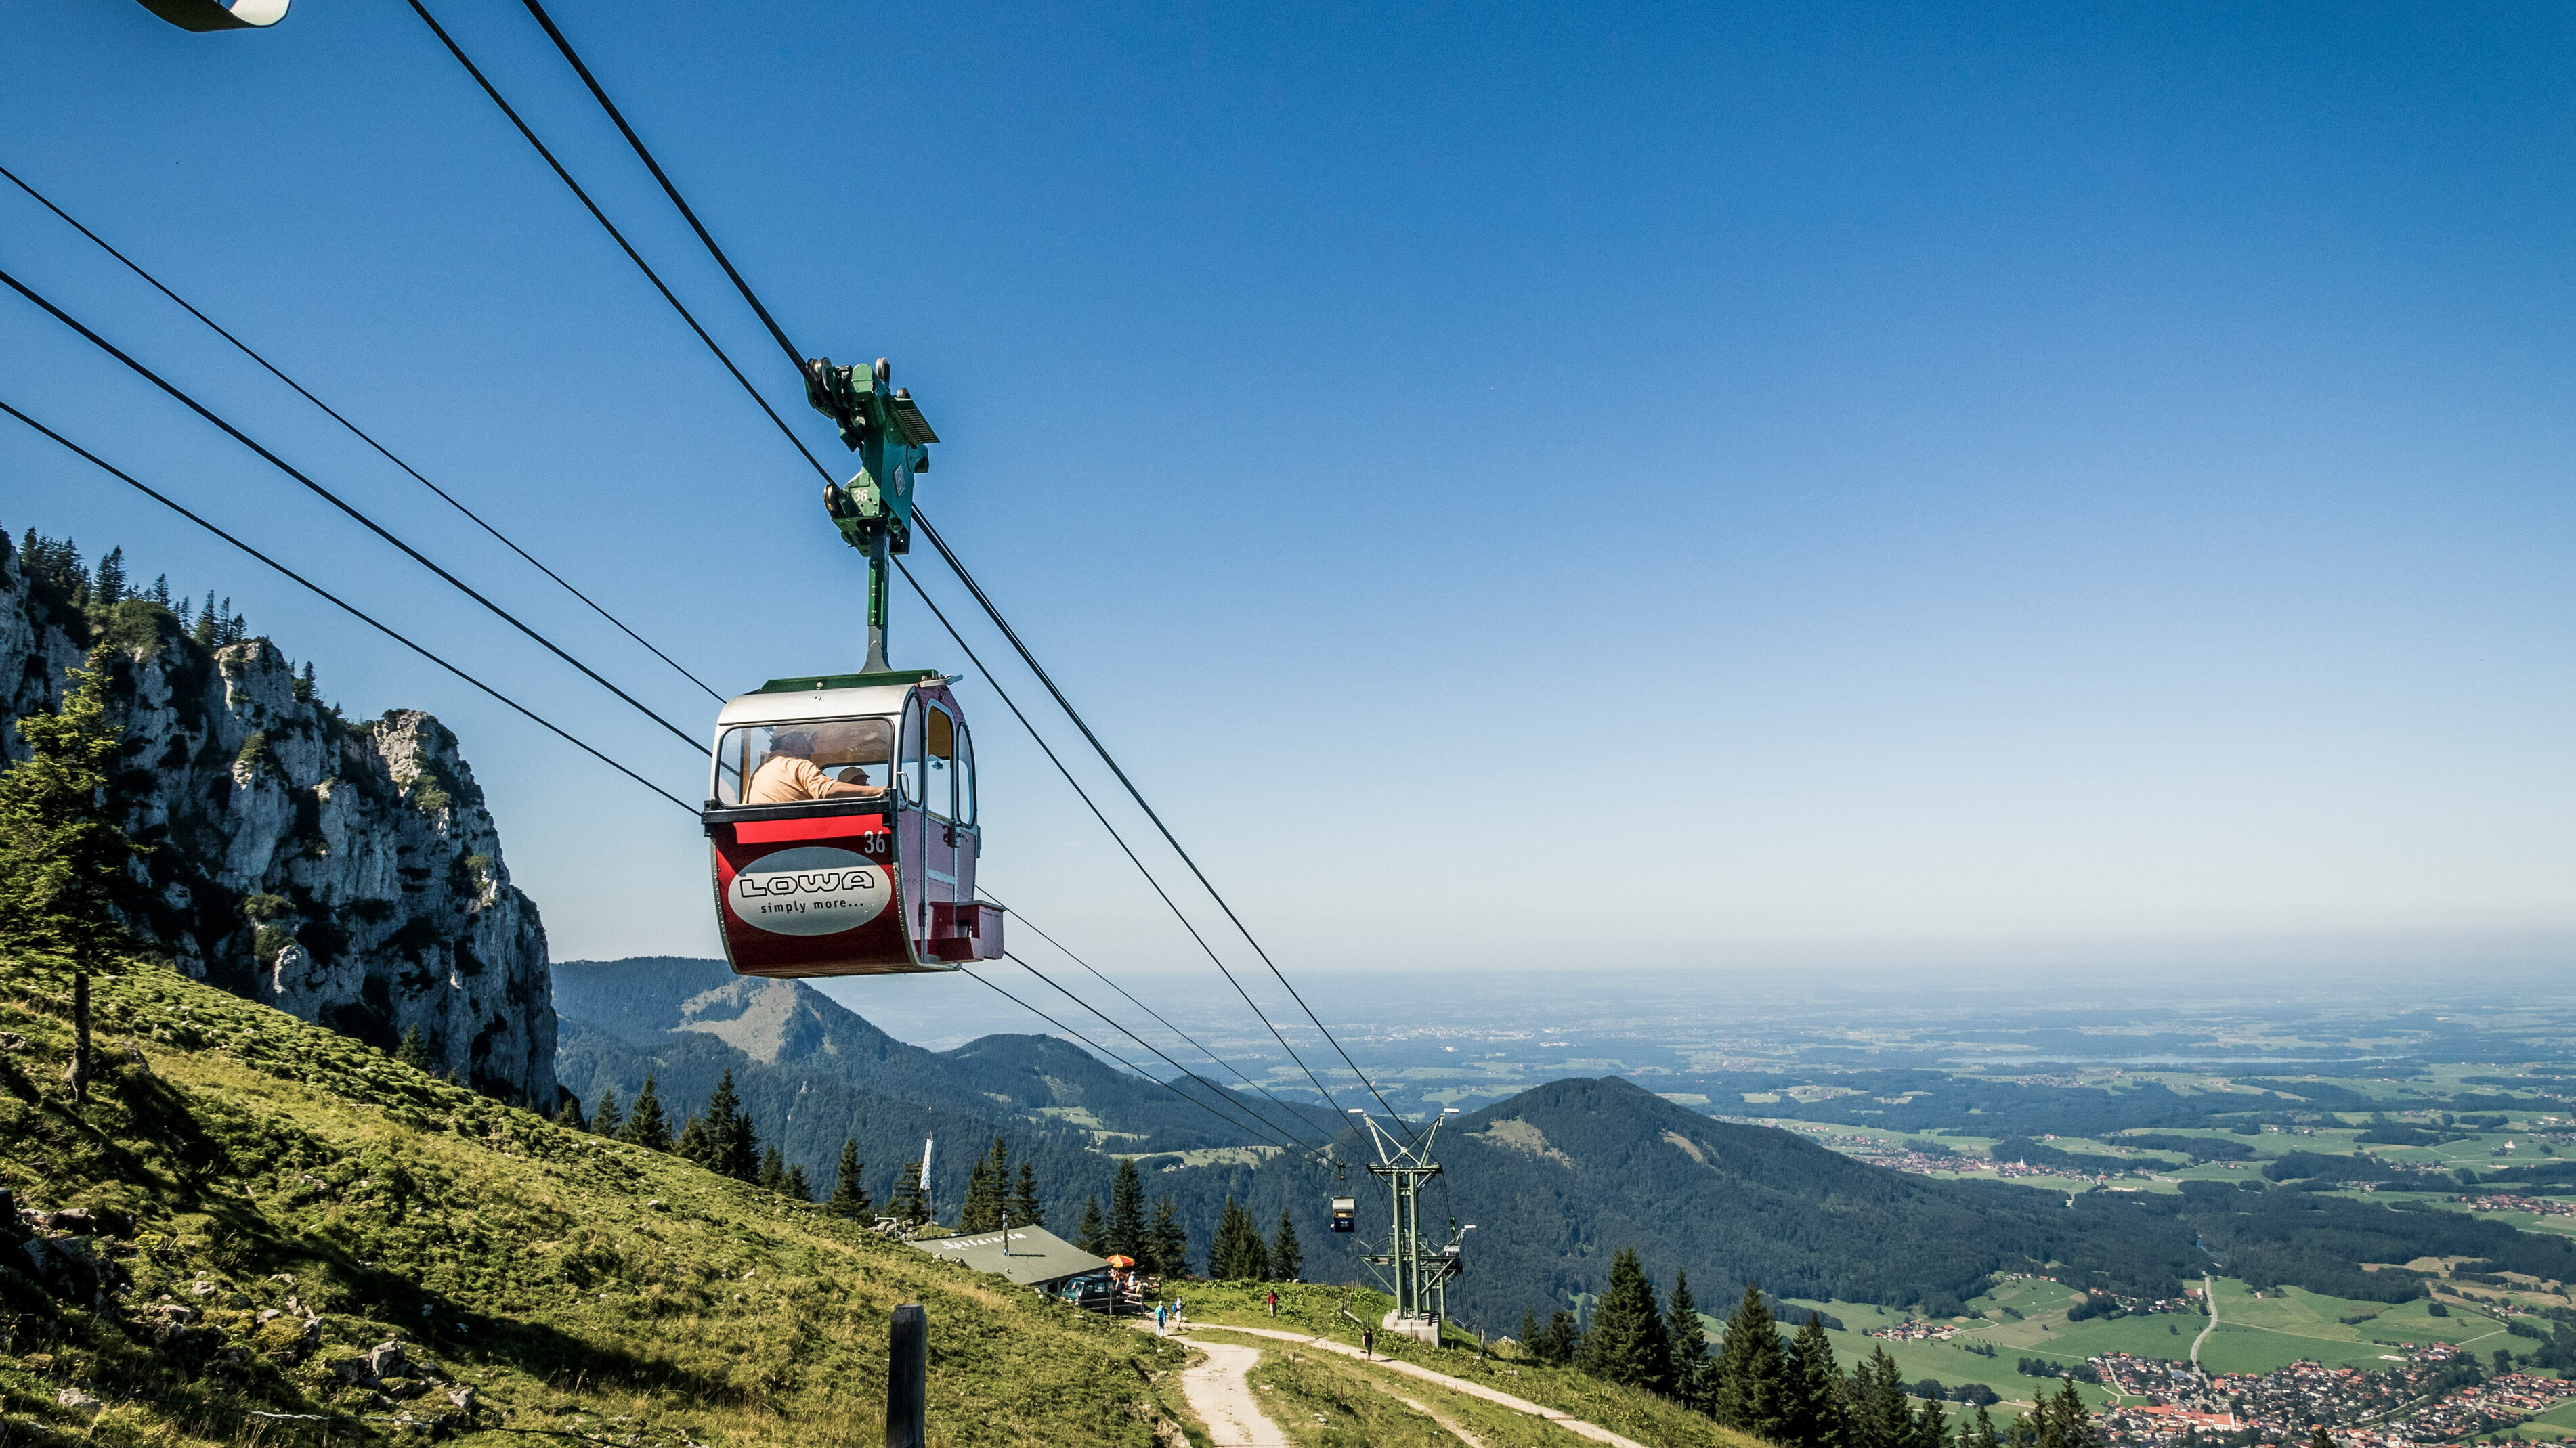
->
[727,846,890,936]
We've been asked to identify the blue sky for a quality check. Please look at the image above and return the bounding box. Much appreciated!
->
[4,3,2571,1005]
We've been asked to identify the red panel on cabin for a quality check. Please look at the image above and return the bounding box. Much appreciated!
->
[736,814,891,844]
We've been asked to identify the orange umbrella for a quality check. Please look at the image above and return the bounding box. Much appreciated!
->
[1104,1255,1136,1267]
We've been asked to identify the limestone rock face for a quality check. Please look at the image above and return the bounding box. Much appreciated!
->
[0,544,555,1101]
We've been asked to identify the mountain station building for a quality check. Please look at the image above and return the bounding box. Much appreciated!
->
[909,1227,1114,1307]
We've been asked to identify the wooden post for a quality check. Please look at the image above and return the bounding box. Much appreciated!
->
[886,1303,927,1448]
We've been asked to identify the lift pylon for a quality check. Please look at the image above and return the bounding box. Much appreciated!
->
[1349,1108,1468,1345]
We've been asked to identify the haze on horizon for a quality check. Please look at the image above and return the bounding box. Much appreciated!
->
[3,3,2569,989]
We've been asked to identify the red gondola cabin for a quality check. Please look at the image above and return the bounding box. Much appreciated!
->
[703,670,1002,976]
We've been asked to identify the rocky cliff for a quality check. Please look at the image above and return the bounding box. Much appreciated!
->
[0,529,555,1101]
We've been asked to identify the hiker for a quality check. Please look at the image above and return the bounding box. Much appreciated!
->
[1266,1290,1278,1318]
[1362,1326,1375,1361]
[1154,1302,1167,1336]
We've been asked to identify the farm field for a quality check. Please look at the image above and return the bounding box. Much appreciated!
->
[2516,1397,2576,1441]
[1789,1274,2546,1406]
[2180,1280,2522,1376]
[1786,1287,2116,1411]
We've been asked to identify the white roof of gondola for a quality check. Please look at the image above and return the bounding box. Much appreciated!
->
[713,670,947,730]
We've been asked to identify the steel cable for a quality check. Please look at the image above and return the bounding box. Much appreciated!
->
[403,0,834,488]
[911,512,1420,1141]
[0,160,725,704]
[1,399,693,812]
[1002,949,1325,1162]
[984,890,1334,1151]
[957,967,1322,1164]
[0,266,706,756]
[890,558,1358,1122]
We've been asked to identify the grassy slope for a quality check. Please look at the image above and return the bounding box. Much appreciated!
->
[1175,1281,1772,1448]
[0,956,1197,1447]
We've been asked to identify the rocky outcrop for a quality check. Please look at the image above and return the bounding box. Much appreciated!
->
[0,536,555,1102]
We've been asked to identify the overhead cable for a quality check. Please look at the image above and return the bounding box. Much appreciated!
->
[0,265,703,755]
[892,558,1358,1120]
[1,399,693,812]
[1002,950,1325,1160]
[402,0,833,487]
[958,966,1323,1166]
[0,162,726,705]
[518,0,806,376]
[985,887,1334,1146]
[910,511,1420,1139]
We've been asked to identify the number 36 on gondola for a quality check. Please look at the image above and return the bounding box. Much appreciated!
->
[702,670,1002,975]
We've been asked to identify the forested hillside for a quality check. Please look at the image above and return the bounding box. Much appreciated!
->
[551,957,1345,1218]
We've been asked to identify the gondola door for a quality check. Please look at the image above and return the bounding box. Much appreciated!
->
[895,690,999,963]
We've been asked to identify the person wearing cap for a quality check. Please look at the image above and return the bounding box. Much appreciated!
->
[747,730,888,804]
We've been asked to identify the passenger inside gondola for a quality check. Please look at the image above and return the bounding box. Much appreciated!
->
[746,726,890,804]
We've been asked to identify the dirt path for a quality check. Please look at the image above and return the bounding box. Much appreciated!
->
[1180,1323,1648,1448]
[1177,1336,1293,1447]
[2192,1273,2217,1370]
[1364,1378,1491,1447]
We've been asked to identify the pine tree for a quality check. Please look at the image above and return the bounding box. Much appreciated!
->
[828,1139,872,1219]
[1540,1310,1583,1365]
[0,651,142,973]
[622,1076,672,1151]
[1271,1210,1303,1282]
[1107,1158,1148,1262]
[292,661,317,702]
[1785,1311,1847,1448]
[887,1160,930,1226]
[190,591,217,646]
[1962,1403,2000,1448]
[1519,1305,1543,1355]
[553,1094,586,1131]
[782,1164,812,1202]
[2306,1429,2334,1448]
[1008,1162,1044,1227]
[1847,1348,1912,1448]
[1074,1195,1108,1256]
[696,1070,758,1181]
[1911,1395,1950,1448]
[1146,1195,1190,1278]
[393,1024,435,1072]
[149,574,171,607]
[2035,1379,2095,1448]
[1665,1270,1708,1410]
[91,547,127,607]
[758,1145,786,1193]
[590,1086,623,1137]
[1209,1197,1268,1281]
[1713,1283,1790,1436]
[673,1112,710,1166]
[1579,1246,1671,1394]
[960,1136,1008,1232]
